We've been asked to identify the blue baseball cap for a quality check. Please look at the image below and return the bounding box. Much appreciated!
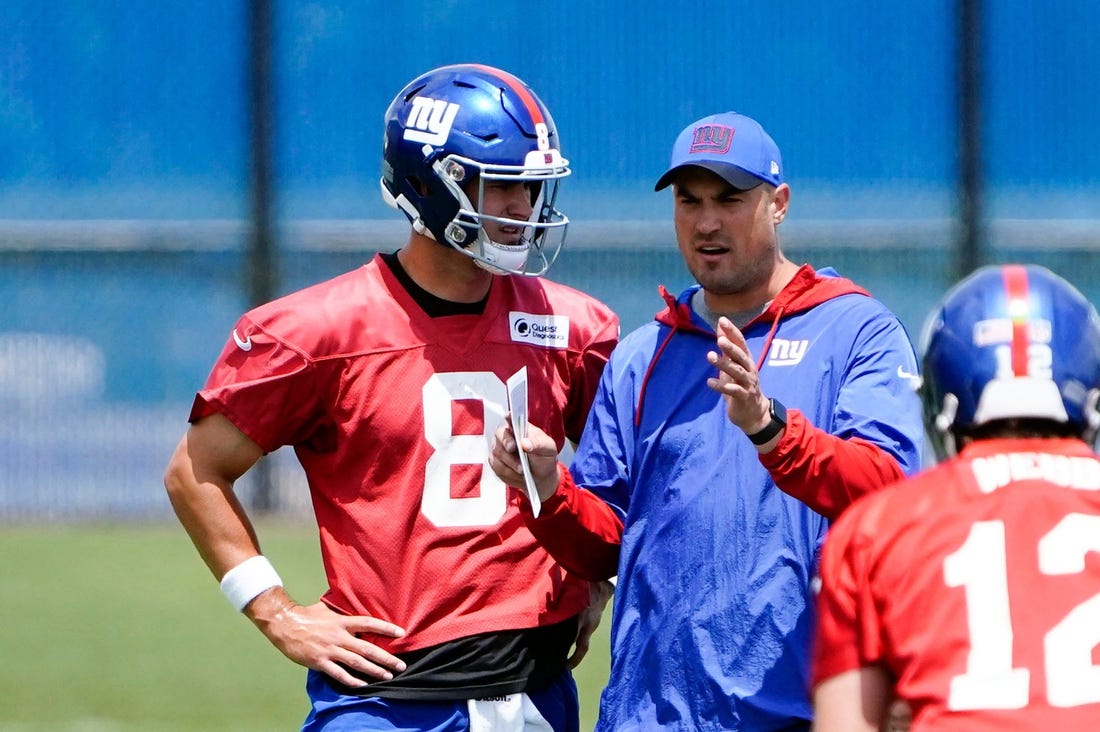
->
[654,112,784,191]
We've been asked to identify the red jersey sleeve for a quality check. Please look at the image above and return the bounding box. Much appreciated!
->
[189,314,324,452]
[515,464,623,582]
[563,309,619,443]
[758,408,907,520]
[813,497,887,684]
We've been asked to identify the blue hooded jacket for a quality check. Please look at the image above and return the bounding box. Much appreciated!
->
[566,265,924,731]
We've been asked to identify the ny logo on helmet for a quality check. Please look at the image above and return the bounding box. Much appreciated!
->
[404,97,460,146]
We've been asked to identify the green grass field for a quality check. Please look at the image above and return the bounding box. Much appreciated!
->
[0,522,610,731]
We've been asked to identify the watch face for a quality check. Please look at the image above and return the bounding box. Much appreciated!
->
[771,398,787,424]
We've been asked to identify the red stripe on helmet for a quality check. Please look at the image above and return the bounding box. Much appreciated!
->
[1002,264,1031,376]
[469,63,545,125]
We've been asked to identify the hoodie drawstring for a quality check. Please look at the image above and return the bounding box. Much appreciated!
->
[635,301,786,429]
[754,305,784,371]
[634,323,679,428]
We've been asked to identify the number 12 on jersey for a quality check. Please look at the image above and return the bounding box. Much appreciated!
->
[944,514,1100,710]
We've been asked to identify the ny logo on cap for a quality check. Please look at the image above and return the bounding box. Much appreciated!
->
[689,124,734,155]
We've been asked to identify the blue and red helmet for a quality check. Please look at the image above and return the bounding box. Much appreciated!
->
[381,64,570,276]
[920,263,1100,458]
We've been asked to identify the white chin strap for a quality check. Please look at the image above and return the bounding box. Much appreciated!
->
[472,238,530,275]
[413,219,435,239]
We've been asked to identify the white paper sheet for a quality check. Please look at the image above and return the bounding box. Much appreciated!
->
[506,366,540,517]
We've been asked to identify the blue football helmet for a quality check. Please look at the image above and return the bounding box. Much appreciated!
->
[920,264,1100,458]
[381,64,570,276]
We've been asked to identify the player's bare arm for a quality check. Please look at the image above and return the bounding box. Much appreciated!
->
[164,413,406,687]
[706,316,774,438]
[488,417,562,502]
[812,667,890,732]
[568,579,614,669]
[243,586,406,686]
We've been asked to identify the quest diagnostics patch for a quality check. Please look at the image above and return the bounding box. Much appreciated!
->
[508,312,570,349]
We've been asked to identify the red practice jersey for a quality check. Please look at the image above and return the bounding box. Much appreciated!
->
[814,437,1100,729]
[191,254,619,653]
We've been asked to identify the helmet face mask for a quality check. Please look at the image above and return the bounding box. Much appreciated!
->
[919,264,1100,460]
[381,64,570,276]
[434,152,568,276]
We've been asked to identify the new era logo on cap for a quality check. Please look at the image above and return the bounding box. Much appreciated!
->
[655,111,783,191]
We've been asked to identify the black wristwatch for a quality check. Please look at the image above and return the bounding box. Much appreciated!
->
[746,398,787,445]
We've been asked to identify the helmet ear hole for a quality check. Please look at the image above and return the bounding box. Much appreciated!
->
[1085,388,1100,447]
[931,393,960,460]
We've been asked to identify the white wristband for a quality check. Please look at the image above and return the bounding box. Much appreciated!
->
[219,555,283,612]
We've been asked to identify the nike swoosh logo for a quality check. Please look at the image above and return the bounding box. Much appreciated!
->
[897,365,918,380]
[232,329,253,351]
